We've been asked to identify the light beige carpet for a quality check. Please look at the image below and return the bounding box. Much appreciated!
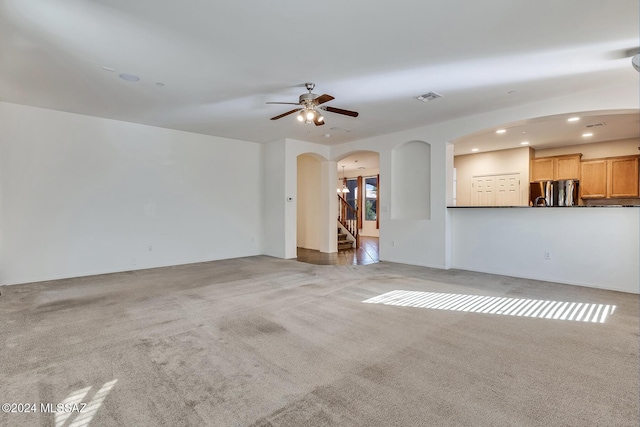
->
[1,256,638,426]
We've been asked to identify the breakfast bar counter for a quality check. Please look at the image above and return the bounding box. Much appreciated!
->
[447,205,639,294]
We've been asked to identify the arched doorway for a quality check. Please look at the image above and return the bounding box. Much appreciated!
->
[295,150,381,266]
[334,151,380,265]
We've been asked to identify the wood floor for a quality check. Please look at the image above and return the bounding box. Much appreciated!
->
[296,236,379,265]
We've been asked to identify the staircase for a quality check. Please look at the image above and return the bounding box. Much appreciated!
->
[337,195,359,251]
[338,229,354,251]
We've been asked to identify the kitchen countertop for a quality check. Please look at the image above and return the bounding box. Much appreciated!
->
[447,205,640,208]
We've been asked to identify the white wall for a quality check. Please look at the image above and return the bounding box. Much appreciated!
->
[297,155,321,250]
[2,77,638,292]
[332,134,449,269]
[392,141,431,220]
[0,102,263,285]
[535,138,640,159]
[263,139,287,258]
[450,207,639,294]
[263,139,332,258]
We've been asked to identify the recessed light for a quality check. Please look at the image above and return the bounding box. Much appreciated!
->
[156,82,165,87]
[582,133,593,137]
[119,73,140,82]
[496,129,506,134]
[568,117,580,122]
[324,133,331,138]
[358,167,366,170]
[102,66,116,72]
[471,148,479,152]
[521,141,529,145]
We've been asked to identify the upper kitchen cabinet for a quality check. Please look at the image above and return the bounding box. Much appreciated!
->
[530,154,581,182]
[531,157,554,181]
[580,160,607,198]
[580,155,640,199]
[556,155,582,180]
[609,156,639,198]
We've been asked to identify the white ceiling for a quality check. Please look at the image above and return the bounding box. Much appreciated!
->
[338,151,380,173]
[1,0,638,148]
[453,110,640,155]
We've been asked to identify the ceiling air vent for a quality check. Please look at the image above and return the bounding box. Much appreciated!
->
[585,122,606,128]
[415,91,443,102]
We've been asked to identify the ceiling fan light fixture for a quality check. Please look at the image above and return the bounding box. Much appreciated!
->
[267,83,359,123]
[306,110,315,121]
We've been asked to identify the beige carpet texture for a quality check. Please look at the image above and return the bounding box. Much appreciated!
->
[1,256,638,426]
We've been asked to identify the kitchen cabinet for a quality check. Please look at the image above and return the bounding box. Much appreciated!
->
[531,158,554,181]
[609,156,639,197]
[531,154,581,181]
[580,160,607,198]
[580,155,639,199]
[556,155,581,180]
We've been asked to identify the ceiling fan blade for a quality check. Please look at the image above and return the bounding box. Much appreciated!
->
[314,94,335,105]
[321,106,359,118]
[313,116,325,126]
[607,46,639,59]
[270,108,302,120]
[266,102,301,105]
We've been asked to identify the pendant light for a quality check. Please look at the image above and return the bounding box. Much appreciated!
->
[339,165,350,194]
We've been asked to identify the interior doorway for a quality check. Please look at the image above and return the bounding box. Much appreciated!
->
[335,151,380,262]
[295,150,381,265]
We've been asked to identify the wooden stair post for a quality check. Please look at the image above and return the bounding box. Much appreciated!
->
[337,194,359,250]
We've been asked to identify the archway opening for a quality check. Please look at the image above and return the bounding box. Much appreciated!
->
[335,150,380,265]
[451,109,639,207]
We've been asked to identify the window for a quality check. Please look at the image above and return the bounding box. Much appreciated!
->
[340,176,378,222]
[345,179,358,220]
[365,177,377,221]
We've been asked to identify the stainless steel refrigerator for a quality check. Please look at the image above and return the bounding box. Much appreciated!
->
[530,180,579,206]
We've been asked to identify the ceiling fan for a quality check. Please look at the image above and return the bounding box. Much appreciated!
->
[608,46,639,72]
[267,82,359,126]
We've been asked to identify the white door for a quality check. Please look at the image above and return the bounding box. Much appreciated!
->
[496,174,520,206]
[472,176,495,206]
[472,173,520,206]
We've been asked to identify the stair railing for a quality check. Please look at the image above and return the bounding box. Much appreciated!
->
[338,195,359,248]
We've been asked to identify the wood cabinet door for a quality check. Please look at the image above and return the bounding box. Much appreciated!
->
[580,160,607,199]
[555,155,580,180]
[609,157,639,198]
[531,158,554,182]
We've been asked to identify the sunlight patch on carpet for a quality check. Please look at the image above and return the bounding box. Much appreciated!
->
[362,290,616,323]
[56,379,118,427]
